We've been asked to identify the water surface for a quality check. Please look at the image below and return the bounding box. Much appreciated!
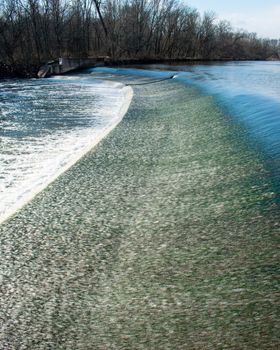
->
[0,76,132,222]
[96,62,280,158]
[0,74,279,349]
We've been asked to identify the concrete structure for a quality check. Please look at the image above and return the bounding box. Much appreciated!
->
[38,57,107,78]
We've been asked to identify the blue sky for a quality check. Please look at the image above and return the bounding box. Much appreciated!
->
[187,0,280,38]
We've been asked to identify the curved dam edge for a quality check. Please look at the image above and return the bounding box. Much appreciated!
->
[0,83,133,225]
[0,75,279,349]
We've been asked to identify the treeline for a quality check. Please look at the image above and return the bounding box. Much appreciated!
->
[0,0,279,67]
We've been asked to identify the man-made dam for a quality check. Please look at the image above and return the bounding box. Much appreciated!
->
[37,57,107,77]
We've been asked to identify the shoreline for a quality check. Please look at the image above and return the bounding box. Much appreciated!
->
[105,56,280,67]
[1,58,279,79]
[0,61,40,79]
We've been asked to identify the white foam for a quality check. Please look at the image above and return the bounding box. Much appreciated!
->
[0,81,133,224]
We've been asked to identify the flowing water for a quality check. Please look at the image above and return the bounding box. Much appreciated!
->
[168,61,280,161]
[0,76,132,222]
[1,62,279,223]
[0,63,279,348]
[93,61,280,196]
[95,62,280,160]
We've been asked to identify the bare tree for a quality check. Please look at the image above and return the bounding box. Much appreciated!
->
[0,0,279,71]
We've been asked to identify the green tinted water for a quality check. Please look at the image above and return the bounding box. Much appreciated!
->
[0,77,279,349]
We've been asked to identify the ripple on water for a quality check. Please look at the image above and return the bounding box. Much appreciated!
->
[0,73,279,349]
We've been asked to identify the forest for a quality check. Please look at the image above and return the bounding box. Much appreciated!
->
[0,0,279,75]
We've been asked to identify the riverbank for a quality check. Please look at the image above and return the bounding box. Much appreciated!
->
[1,57,279,79]
[0,62,40,79]
[0,74,279,349]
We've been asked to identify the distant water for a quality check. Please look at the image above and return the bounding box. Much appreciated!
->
[0,75,132,222]
[94,62,280,182]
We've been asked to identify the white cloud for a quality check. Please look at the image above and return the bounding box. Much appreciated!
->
[219,5,280,39]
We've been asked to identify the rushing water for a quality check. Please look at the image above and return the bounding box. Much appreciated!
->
[93,62,280,193]
[0,67,279,348]
[95,62,280,157]
[172,62,280,160]
[0,75,132,222]
[0,62,280,221]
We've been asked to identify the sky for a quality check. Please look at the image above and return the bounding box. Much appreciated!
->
[187,0,280,39]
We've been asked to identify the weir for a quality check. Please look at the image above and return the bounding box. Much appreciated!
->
[37,57,108,78]
[0,73,279,348]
